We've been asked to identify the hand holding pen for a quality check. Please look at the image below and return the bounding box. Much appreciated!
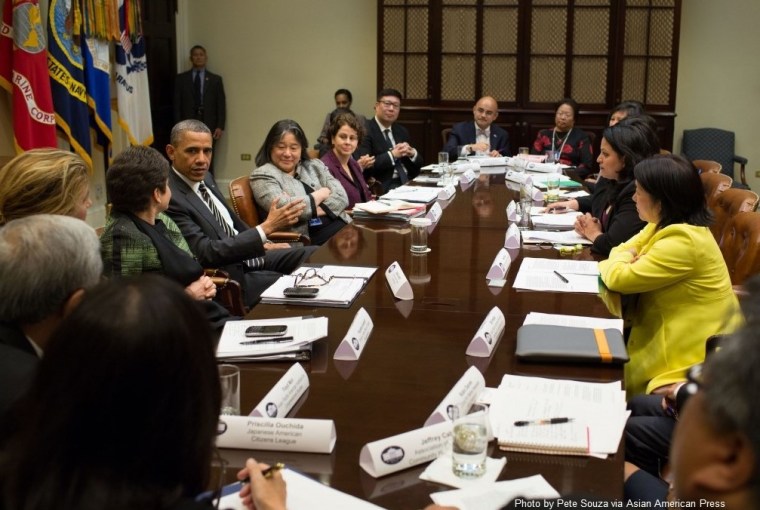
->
[237,458,287,510]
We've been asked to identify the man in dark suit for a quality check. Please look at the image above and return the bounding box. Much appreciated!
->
[0,215,102,417]
[165,120,315,308]
[174,45,226,174]
[354,88,423,193]
[442,96,510,161]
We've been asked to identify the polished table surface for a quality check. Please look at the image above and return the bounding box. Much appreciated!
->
[222,173,622,509]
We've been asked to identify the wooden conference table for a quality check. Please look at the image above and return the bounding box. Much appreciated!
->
[223,172,622,509]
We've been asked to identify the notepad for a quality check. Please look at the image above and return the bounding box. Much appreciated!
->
[498,420,590,456]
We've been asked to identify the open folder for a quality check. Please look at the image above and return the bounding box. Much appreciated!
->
[260,265,377,308]
[216,317,328,362]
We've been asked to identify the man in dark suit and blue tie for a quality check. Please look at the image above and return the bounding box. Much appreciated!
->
[165,120,314,308]
[354,88,423,193]
[442,96,510,161]
[174,45,226,174]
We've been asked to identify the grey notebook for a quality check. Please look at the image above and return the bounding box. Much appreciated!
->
[516,324,629,364]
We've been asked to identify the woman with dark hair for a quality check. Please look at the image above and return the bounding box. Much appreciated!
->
[320,112,373,208]
[609,100,645,126]
[531,98,594,179]
[100,146,232,328]
[599,154,743,398]
[547,116,660,255]
[0,276,286,510]
[251,119,350,245]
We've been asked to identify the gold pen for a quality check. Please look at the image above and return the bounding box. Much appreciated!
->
[241,462,285,483]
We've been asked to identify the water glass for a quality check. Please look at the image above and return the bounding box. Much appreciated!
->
[518,146,529,155]
[516,199,533,230]
[219,364,240,415]
[410,217,432,253]
[545,173,561,203]
[545,150,555,163]
[452,403,489,478]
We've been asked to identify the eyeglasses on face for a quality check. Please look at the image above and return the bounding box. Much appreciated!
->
[378,100,401,110]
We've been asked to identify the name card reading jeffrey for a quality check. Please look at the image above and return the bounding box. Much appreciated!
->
[360,421,452,478]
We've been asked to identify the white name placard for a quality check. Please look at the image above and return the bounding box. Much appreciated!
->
[531,186,544,201]
[459,169,476,185]
[334,307,373,361]
[438,184,456,200]
[216,415,336,453]
[454,161,480,173]
[504,223,520,249]
[359,421,453,478]
[525,161,562,173]
[466,306,506,357]
[251,363,309,418]
[424,366,486,426]
[505,169,528,184]
[385,261,413,300]
[426,201,443,226]
[506,200,517,222]
[486,248,511,280]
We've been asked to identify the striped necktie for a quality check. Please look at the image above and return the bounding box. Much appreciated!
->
[383,128,408,184]
[198,183,264,269]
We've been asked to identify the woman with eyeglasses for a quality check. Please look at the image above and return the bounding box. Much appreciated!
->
[598,154,743,399]
[0,276,286,510]
[530,98,595,179]
[251,119,351,245]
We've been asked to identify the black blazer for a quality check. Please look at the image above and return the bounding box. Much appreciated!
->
[166,172,265,284]
[442,121,510,161]
[173,69,226,131]
[354,118,423,191]
[0,322,38,419]
[578,178,646,256]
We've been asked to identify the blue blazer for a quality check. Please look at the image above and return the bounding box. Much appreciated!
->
[442,122,510,161]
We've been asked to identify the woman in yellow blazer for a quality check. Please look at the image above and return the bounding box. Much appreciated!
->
[599,155,742,398]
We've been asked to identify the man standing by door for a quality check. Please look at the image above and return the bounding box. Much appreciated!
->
[174,45,226,174]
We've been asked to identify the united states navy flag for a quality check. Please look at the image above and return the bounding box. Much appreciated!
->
[47,0,92,167]
[81,33,112,151]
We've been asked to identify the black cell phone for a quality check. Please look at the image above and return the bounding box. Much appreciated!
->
[283,287,319,298]
[245,325,288,337]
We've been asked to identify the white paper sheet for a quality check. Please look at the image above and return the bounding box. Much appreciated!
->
[429,475,560,510]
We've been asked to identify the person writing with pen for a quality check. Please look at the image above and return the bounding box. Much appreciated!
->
[545,117,660,256]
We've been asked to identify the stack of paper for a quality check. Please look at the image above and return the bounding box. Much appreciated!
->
[489,374,628,458]
[520,230,591,245]
[513,258,599,294]
[216,316,328,362]
[529,210,582,231]
[381,186,441,204]
[353,200,426,223]
[260,265,377,308]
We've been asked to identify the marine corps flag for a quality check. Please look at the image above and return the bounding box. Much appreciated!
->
[47,0,92,167]
[114,0,152,146]
[0,0,58,152]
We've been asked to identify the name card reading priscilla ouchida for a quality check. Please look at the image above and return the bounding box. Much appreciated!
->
[216,415,335,454]
[466,306,506,358]
[251,363,309,418]
[334,307,373,361]
[385,261,413,300]
[424,365,485,426]
[359,421,452,478]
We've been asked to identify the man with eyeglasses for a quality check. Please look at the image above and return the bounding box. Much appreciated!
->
[442,96,510,161]
[355,88,423,192]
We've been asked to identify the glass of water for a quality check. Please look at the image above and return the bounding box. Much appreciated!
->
[452,403,489,478]
[219,364,240,415]
[437,152,449,183]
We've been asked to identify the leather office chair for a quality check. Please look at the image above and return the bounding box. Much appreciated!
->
[700,172,732,208]
[204,269,247,316]
[693,159,722,174]
[228,176,310,244]
[306,148,320,160]
[710,188,760,244]
[682,128,749,187]
[441,128,452,149]
[719,212,760,286]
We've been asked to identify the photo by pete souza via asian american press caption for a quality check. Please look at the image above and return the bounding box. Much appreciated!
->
[510,497,726,508]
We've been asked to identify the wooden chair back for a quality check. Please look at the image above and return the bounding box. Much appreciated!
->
[711,188,760,243]
[693,159,722,174]
[700,172,732,208]
[720,212,760,285]
[441,128,452,148]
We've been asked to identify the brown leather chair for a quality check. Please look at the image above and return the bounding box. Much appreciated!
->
[719,212,760,286]
[306,148,320,160]
[700,172,732,208]
[710,188,760,244]
[441,127,452,148]
[204,268,247,316]
[693,159,722,174]
[228,175,309,244]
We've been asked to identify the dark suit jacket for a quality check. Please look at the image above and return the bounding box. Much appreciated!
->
[173,69,226,131]
[442,121,510,161]
[166,171,265,286]
[354,118,423,192]
[0,322,38,418]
